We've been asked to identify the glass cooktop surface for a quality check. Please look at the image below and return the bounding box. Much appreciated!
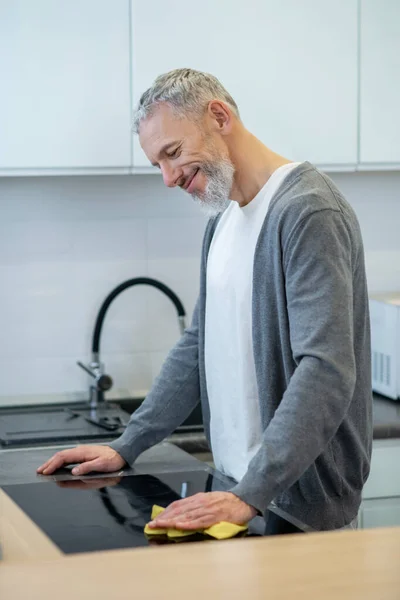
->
[2,468,305,553]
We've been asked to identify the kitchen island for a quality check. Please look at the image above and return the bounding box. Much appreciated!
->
[1,444,400,599]
[0,526,399,599]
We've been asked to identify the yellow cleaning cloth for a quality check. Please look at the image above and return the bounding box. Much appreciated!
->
[143,504,169,536]
[144,505,248,540]
[144,505,199,538]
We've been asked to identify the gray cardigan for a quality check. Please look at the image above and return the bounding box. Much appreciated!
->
[110,162,373,530]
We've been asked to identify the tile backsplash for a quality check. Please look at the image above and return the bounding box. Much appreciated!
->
[1,170,400,406]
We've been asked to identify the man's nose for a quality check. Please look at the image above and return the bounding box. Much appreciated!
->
[160,164,182,188]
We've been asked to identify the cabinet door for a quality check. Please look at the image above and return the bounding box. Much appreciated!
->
[360,1,400,164]
[0,0,131,171]
[360,498,400,529]
[132,0,358,168]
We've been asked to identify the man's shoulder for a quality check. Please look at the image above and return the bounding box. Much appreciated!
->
[268,162,355,236]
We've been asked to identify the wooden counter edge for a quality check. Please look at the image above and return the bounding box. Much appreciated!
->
[1,527,400,600]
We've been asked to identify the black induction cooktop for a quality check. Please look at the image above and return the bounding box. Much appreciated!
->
[2,469,305,553]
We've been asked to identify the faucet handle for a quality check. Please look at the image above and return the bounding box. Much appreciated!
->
[77,360,97,378]
[97,373,113,391]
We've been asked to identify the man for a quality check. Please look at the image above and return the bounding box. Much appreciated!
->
[38,68,372,531]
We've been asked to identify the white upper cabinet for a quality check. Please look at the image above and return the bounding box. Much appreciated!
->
[131,0,358,169]
[360,0,400,165]
[0,0,131,171]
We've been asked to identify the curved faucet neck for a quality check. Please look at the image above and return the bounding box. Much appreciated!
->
[91,277,186,358]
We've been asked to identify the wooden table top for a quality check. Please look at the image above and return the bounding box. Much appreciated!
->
[1,527,400,600]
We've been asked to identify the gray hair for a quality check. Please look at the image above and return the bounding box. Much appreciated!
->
[133,68,240,133]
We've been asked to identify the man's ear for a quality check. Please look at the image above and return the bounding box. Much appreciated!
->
[207,100,233,134]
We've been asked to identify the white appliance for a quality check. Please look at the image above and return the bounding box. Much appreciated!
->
[369,293,400,400]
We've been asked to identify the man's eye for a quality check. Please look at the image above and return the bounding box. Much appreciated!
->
[167,148,180,158]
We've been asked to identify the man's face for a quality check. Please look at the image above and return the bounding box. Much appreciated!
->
[139,103,234,215]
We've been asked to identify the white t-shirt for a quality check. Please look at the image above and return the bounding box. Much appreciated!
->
[205,162,301,482]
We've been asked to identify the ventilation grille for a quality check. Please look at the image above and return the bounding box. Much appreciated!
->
[372,351,391,387]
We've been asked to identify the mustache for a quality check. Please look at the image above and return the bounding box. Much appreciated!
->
[179,161,222,188]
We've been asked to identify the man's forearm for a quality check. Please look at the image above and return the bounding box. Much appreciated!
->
[109,300,201,465]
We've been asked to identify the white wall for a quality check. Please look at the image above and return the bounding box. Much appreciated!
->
[332,171,400,291]
[0,170,399,406]
[0,175,207,406]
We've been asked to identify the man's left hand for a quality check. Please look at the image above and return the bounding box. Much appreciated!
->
[147,491,257,530]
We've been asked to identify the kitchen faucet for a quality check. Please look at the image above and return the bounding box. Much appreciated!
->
[77,277,187,411]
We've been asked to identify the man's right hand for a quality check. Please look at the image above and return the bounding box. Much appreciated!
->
[36,445,126,476]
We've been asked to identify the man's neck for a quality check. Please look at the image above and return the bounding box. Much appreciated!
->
[228,129,292,207]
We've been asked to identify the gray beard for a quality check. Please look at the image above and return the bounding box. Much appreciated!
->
[190,158,235,217]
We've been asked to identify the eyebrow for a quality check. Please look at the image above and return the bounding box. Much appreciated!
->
[150,141,181,167]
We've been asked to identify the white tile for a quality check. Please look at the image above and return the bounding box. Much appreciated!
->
[147,258,201,302]
[330,171,400,253]
[365,251,400,294]
[70,219,147,261]
[0,307,150,361]
[0,356,89,396]
[98,285,150,354]
[0,259,150,361]
[2,170,400,401]
[102,352,152,397]
[146,258,200,351]
[332,171,400,205]
[147,217,207,260]
[0,259,148,299]
[122,176,206,218]
[131,178,205,218]
[1,316,88,360]
[147,302,182,352]
[0,174,204,221]
[0,352,152,400]
[0,220,71,264]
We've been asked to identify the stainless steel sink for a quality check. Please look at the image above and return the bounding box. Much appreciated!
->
[0,402,129,448]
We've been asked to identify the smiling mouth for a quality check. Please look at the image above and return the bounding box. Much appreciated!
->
[184,168,200,191]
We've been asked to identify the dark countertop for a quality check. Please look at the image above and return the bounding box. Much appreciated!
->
[179,394,400,449]
[0,393,398,461]
[119,394,400,443]
[177,394,400,452]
